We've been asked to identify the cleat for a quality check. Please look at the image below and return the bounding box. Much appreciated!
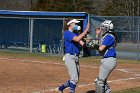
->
[55,87,63,93]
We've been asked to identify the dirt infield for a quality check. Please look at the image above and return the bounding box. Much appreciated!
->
[0,56,140,93]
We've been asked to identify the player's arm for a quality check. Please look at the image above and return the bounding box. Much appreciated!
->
[95,27,101,39]
[99,45,106,51]
[98,35,114,51]
[72,22,90,42]
[79,40,85,46]
[93,44,106,52]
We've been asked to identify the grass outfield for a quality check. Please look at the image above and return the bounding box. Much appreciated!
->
[0,51,63,62]
[114,87,140,93]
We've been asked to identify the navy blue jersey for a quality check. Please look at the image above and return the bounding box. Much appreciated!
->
[64,30,80,55]
[101,34,116,58]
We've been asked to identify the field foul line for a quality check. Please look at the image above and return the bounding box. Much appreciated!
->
[31,76,140,93]
[0,57,99,68]
[0,57,139,73]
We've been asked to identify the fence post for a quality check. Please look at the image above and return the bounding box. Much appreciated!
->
[29,19,34,53]
[137,17,140,60]
[61,17,65,55]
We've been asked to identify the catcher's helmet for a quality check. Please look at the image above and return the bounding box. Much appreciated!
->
[100,20,114,32]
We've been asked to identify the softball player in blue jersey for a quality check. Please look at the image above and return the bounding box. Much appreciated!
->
[94,20,117,93]
[55,18,90,93]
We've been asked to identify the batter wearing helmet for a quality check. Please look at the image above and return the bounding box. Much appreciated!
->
[55,18,90,93]
[94,20,117,93]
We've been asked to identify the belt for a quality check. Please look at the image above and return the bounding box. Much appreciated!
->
[103,56,116,58]
[66,53,79,56]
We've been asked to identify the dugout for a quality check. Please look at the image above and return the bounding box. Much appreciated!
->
[0,10,90,56]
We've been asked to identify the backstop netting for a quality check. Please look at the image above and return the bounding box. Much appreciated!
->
[90,16,140,60]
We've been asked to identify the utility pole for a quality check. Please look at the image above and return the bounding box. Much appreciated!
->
[138,0,139,16]
[30,0,33,10]
[137,0,140,60]
[73,0,77,12]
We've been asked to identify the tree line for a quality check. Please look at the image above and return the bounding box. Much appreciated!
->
[32,0,139,16]
[0,0,139,16]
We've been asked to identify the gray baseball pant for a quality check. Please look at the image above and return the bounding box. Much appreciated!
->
[99,57,117,81]
[65,53,80,85]
[95,57,116,93]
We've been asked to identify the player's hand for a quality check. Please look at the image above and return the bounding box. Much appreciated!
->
[96,27,101,35]
[84,21,90,33]
[86,21,90,30]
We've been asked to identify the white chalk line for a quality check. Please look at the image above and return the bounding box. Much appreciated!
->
[117,68,140,74]
[1,57,140,74]
[31,76,140,93]
[0,57,99,68]
[0,57,64,65]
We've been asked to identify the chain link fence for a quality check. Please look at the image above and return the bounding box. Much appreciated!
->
[33,18,63,54]
[90,16,140,60]
[0,17,64,54]
[0,14,139,60]
[0,18,29,51]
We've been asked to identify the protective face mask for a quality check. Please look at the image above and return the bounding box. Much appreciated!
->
[73,25,81,30]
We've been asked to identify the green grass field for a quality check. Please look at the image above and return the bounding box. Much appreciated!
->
[0,50,140,65]
[114,87,140,93]
[0,51,139,64]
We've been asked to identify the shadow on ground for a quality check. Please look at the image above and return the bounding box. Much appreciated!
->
[86,90,95,93]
